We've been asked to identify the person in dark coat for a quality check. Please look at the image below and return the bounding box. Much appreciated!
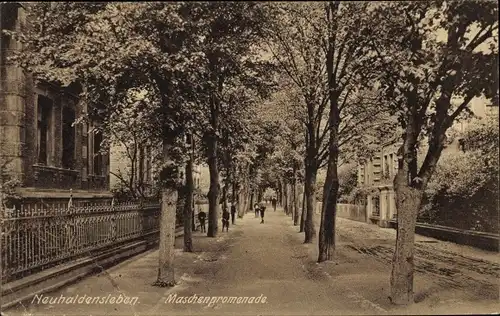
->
[272,197,277,212]
[230,204,237,225]
[259,205,266,224]
[254,203,260,218]
[198,211,207,233]
[222,208,230,232]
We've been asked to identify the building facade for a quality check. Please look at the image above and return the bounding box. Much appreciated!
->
[1,3,110,201]
[357,99,498,228]
[357,139,399,228]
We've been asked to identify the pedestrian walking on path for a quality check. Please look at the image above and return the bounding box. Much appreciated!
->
[230,204,236,224]
[198,210,207,233]
[254,203,259,218]
[259,204,266,224]
[272,197,277,212]
[222,208,230,232]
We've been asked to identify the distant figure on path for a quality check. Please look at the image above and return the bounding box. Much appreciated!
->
[198,211,207,233]
[260,205,266,224]
[230,204,236,224]
[254,204,260,218]
[272,197,277,212]
[222,208,230,232]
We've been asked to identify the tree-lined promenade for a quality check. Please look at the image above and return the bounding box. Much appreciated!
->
[3,1,498,308]
[4,209,499,315]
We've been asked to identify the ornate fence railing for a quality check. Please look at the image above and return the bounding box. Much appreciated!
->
[1,199,161,283]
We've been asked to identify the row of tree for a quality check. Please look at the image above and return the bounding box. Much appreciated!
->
[246,1,498,306]
[5,1,497,305]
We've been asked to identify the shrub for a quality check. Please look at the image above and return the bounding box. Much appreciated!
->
[338,164,358,203]
[420,117,499,233]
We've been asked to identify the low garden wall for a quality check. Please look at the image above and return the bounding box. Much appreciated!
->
[389,220,499,251]
[314,202,367,223]
[313,202,498,252]
[336,203,367,222]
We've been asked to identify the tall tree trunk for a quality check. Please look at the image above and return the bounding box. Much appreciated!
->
[191,136,197,232]
[389,95,422,304]
[245,187,251,213]
[231,180,237,206]
[390,113,444,304]
[192,208,196,231]
[183,134,194,252]
[175,187,185,229]
[283,181,289,215]
[304,163,317,243]
[155,136,179,287]
[249,191,254,211]
[138,145,145,197]
[318,139,339,262]
[300,183,306,232]
[238,183,246,218]
[237,165,247,218]
[281,179,286,208]
[257,188,263,204]
[277,181,282,206]
[293,180,300,226]
[390,169,424,305]
[317,0,343,261]
[291,177,297,220]
[206,132,219,237]
[222,183,228,211]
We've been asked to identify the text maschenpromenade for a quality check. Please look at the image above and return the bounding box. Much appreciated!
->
[165,293,267,307]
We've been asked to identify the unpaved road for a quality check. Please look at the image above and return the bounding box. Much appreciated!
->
[334,216,499,302]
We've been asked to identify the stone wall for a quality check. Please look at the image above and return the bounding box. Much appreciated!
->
[0,4,25,183]
[0,4,109,196]
[337,203,367,222]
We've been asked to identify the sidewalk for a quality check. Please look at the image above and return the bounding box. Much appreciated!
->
[3,226,235,316]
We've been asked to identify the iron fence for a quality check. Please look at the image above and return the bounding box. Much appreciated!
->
[1,199,161,283]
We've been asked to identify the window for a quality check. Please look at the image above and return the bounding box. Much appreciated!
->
[458,138,466,152]
[0,3,19,32]
[62,107,76,169]
[372,196,380,217]
[37,95,53,165]
[389,153,394,177]
[364,164,369,185]
[383,155,389,178]
[93,131,103,175]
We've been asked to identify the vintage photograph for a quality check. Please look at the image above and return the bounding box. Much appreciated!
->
[0,1,498,315]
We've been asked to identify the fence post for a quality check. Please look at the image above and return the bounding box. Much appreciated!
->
[66,189,76,255]
[110,197,117,242]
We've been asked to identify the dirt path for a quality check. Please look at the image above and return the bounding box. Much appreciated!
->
[157,210,386,315]
[335,217,499,302]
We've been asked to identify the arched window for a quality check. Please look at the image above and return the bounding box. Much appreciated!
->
[37,95,53,165]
